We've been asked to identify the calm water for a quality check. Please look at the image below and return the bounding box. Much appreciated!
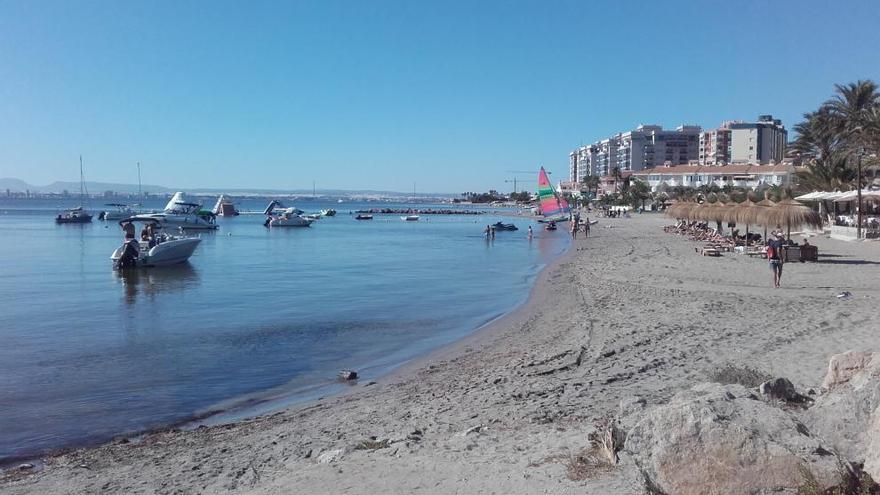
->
[0,198,567,461]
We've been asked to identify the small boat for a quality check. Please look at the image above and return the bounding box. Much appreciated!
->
[544,221,557,231]
[401,215,420,221]
[56,156,92,224]
[492,221,518,231]
[111,219,201,268]
[320,209,337,217]
[263,200,313,227]
[537,167,571,223]
[56,206,93,224]
[212,195,240,217]
[303,213,322,221]
[100,203,137,221]
[355,214,373,220]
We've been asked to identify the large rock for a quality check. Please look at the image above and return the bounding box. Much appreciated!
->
[864,410,880,481]
[624,383,839,495]
[807,352,880,460]
[822,351,876,390]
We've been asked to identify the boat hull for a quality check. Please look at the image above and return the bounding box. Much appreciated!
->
[131,214,218,230]
[111,238,201,267]
[55,214,93,224]
[269,217,313,227]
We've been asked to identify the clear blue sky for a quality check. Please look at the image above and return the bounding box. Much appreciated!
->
[1,0,878,193]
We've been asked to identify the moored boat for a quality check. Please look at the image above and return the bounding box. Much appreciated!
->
[401,215,420,221]
[263,200,314,227]
[56,156,93,224]
[111,219,201,268]
[492,221,517,231]
[131,192,218,230]
[355,214,373,220]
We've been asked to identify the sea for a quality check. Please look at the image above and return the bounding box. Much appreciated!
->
[0,197,568,462]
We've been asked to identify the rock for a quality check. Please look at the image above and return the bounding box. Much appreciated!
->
[863,409,880,480]
[759,377,801,402]
[822,351,876,390]
[18,463,35,470]
[624,383,839,495]
[338,370,358,381]
[807,353,880,460]
[316,448,345,464]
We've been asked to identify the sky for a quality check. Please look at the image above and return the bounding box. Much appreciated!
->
[1,0,879,193]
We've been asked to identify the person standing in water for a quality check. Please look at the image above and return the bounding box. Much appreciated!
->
[527,225,533,239]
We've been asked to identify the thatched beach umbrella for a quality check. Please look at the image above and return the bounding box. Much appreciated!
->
[759,197,823,241]
[727,195,765,246]
[754,192,777,242]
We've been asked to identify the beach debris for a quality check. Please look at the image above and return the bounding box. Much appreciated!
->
[17,463,35,471]
[316,448,346,464]
[355,437,391,451]
[338,369,358,381]
[457,424,484,437]
[624,383,841,494]
[837,291,853,300]
[589,417,624,465]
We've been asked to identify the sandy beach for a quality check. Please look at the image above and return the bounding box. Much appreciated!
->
[4,213,879,494]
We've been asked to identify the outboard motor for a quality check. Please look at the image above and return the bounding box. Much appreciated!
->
[116,238,140,270]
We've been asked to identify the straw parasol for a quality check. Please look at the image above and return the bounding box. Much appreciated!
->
[723,193,762,246]
[759,196,823,241]
[754,191,778,242]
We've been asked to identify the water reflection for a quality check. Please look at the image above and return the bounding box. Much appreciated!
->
[115,264,200,304]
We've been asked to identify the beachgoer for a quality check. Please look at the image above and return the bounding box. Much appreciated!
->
[584,218,590,237]
[527,226,533,239]
[484,225,491,238]
[570,219,578,238]
[122,222,136,240]
[490,226,496,239]
[767,233,784,288]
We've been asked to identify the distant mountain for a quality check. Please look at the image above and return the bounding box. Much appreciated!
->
[0,177,454,198]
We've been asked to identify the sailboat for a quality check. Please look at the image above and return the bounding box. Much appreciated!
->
[55,156,93,224]
[537,167,570,223]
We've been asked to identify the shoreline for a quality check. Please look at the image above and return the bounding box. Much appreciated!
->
[6,214,879,494]
[0,223,570,469]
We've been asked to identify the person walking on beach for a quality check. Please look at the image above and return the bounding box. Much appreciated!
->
[767,233,784,288]
[527,225,533,239]
[584,217,590,238]
[570,219,578,239]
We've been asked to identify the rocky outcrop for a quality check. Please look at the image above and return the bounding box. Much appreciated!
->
[807,352,880,461]
[623,383,839,495]
[821,351,876,390]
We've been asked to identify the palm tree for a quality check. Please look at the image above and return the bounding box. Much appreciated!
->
[629,179,651,210]
[580,175,601,200]
[824,80,880,188]
[611,167,622,193]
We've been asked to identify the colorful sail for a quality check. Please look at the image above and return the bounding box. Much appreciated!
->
[537,167,570,218]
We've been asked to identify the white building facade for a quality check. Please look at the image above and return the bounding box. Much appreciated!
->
[632,163,793,192]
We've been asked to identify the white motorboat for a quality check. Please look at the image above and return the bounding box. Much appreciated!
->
[401,215,420,221]
[100,203,137,221]
[111,219,201,268]
[320,209,337,217]
[131,192,218,230]
[303,213,322,221]
[263,200,314,228]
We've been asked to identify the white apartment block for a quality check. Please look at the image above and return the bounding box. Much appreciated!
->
[570,125,701,182]
[632,163,793,192]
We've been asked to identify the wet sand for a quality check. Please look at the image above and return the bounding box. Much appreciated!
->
[4,214,879,494]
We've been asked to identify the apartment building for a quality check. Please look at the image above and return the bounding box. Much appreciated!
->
[569,125,700,181]
[698,116,787,165]
[631,163,793,191]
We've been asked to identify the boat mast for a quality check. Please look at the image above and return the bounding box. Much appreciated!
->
[79,155,84,206]
[137,162,142,199]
